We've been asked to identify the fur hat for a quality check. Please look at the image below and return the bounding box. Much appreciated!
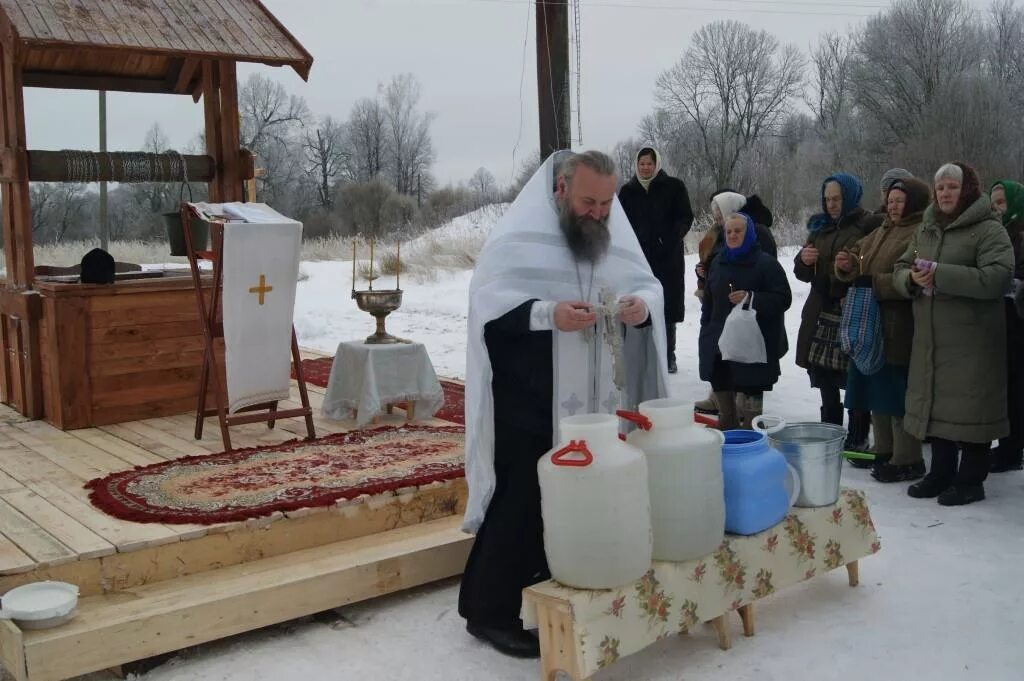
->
[880,168,913,193]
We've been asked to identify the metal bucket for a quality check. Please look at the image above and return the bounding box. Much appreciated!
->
[753,417,846,507]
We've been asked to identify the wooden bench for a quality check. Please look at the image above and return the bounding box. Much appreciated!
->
[522,489,879,681]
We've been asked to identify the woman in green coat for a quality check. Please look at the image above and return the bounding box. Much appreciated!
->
[893,162,1014,506]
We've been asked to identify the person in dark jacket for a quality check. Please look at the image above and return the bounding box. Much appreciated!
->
[699,212,792,428]
[619,147,694,373]
[794,173,882,451]
[989,179,1024,472]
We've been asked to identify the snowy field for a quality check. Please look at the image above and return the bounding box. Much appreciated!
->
[46,209,1024,681]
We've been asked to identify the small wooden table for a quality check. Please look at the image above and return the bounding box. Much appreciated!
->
[320,340,444,426]
[522,489,880,680]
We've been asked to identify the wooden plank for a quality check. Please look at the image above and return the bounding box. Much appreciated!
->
[91,334,207,361]
[0,466,23,492]
[0,496,76,566]
[0,488,115,560]
[161,0,221,53]
[206,0,267,56]
[52,295,90,429]
[0,617,27,681]
[98,421,208,459]
[70,429,168,466]
[90,319,202,344]
[21,516,473,681]
[0,527,35,575]
[89,306,201,328]
[3,424,129,482]
[150,0,201,55]
[89,395,207,427]
[0,443,179,551]
[91,349,206,378]
[218,59,242,201]
[202,59,222,202]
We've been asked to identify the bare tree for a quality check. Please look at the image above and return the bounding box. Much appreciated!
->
[852,0,982,143]
[30,183,89,242]
[654,20,805,190]
[302,116,349,209]
[468,167,497,207]
[612,140,640,185]
[809,32,856,134]
[239,73,309,151]
[383,74,436,195]
[345,97,387,183]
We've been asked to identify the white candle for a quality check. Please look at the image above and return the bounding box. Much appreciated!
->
[369,237,374,290]
[396,241,401,290]
[351,240,356,291]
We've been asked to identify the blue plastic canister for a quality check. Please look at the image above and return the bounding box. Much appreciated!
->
[721,430,800,535]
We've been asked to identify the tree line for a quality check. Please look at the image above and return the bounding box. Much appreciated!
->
[25,0,1024,244]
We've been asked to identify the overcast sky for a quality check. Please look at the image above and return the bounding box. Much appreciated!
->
[21,0,994,186]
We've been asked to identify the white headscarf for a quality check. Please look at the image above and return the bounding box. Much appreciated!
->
[463,151,669,533]
[711,192,747,225]
[636,147,662,192]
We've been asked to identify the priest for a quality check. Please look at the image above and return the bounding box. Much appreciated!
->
[458,150,669,658]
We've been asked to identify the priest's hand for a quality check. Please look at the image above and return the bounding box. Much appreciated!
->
[554,301,597,332]
[617,295,648,327]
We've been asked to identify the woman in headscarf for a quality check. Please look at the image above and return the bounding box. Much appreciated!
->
[694,192,778,421]
[794,173,882,449]
[893,162,1013,505]
[988,179,1024,472]
[836,178,931,482]
[619,147,694,374]
[699,213,791,429]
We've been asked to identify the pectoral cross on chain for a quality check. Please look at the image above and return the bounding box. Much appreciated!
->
[583,288,627,393]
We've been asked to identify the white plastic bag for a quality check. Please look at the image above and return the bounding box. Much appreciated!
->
[718,293,767,364]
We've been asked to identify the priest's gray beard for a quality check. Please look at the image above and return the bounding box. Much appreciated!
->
[559,199,610,264]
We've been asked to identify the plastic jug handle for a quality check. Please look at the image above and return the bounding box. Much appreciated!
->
[615,410,652,431]
[752,415,786,435]
[785,462,802,508]
[551,440,594,467]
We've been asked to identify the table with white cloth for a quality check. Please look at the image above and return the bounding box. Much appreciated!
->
[321,340,445,427]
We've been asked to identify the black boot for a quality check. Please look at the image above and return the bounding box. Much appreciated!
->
[990,446,1023,473]
[939,444,988,506]
[908,439,957,499]
[872,460,925,483]
[844,409,871,452]
[466,622,540,658]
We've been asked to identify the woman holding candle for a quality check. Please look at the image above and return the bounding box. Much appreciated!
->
[893,162,1014,505]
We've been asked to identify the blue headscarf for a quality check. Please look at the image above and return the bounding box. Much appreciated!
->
[723,212,758,263]
[807,172,864,233]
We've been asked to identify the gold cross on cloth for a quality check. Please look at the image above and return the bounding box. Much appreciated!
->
[248,274,273,305]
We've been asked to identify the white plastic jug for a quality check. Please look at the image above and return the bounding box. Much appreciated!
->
[538,413,652,589]
[620,399,726,562]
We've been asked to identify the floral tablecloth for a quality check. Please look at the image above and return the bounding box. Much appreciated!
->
[522,488,880,676]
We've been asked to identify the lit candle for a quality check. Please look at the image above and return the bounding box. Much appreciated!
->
[396,241,401,290]
[351,240,356,292]
[369,236,374,291]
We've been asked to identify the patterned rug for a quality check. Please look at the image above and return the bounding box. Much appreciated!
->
[85,425,465,524]
[293,356,465,425]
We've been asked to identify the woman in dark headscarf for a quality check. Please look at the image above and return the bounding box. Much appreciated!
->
[836,178,931,482]
[794,173,882,449]
[988,179,1024,473]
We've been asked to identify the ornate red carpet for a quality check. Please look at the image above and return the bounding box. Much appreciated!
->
[85,424,465,524]
[292,357,465,425]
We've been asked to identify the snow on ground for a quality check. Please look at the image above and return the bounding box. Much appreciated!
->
[118,222,1024,681]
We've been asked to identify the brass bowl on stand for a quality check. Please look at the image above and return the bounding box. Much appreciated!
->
[352,289,404,344]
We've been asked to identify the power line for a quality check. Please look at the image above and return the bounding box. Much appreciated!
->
[572,0,583,145]
[511,0,531,178]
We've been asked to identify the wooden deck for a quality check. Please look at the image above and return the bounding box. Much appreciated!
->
[0,348,472,680]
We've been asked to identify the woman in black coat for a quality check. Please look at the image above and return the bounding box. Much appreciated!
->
[619,147,694,373]
[699,212,792,429]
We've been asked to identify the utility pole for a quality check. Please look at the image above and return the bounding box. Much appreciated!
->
[98,90,108,251]
[535,0,571,162]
